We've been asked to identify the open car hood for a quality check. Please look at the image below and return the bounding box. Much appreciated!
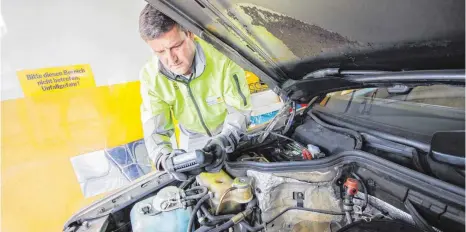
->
[63,3,465,231]
[147,0,464,100]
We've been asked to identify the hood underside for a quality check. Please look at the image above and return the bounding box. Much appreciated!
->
[148,0,465,96]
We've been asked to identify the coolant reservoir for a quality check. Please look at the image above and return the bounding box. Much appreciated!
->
[197,170,253,214]
[130,186,191,232]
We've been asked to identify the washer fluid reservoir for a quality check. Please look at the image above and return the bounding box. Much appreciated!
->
[130,186,191,232]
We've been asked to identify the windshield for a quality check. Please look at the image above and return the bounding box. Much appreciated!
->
[318,85,465,141]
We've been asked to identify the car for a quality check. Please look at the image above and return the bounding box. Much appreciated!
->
[63,1,465,231]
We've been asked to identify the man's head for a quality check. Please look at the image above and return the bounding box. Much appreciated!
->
[139,4,196,75]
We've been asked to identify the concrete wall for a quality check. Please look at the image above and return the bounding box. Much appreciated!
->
[2,0,150,100]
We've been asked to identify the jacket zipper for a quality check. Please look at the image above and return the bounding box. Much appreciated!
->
[233,74,247,106]
[184,82,212,137]
[160,70,212,137]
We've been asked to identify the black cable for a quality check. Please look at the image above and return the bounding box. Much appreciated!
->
[301,96,320,117]
[351,172,368,211]
[309,112,363,149]
[269,132,306,150]
[187,194,211,232]
[267,207,345,223]
[282,101,296,134]
[404,199,436,232]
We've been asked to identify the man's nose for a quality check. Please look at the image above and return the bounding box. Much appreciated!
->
[167,49,178,64]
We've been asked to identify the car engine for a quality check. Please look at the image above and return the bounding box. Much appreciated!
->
[65,111,465,232]
[127,164,424,232]
[123,134,434,232]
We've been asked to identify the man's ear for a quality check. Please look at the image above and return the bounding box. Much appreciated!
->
[186,31,194,39]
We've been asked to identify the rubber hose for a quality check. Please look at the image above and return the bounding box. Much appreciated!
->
[309,112,363,149]
[351,172,368,211]
[187,194,211,232]
[199,221,222,227]
[180,176,196,189]
[206,200,257,232]
[239,221,263,232]
[201,206,234,221]
[206,220,234,232]
[246,198,258,209]
[194,225,214,232]
[185,186,208,200]
[404,200,436,232]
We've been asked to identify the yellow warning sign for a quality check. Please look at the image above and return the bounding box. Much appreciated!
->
[17,64,96,96]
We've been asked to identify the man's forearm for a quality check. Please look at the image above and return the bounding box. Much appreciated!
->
[142,115,174,169]
[144,133,172,170]
[216,107,251,152]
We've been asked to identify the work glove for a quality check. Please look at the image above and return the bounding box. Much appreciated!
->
[153,146,173,171]
[203,139,226,172]
[163,149,189,180]
[202,128,242,172]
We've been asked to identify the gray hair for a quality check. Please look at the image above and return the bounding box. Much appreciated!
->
[139,4,185,41]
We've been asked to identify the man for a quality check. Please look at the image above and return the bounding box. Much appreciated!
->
[138,4,252,170]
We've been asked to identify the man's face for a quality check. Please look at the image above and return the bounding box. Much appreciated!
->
[147,26,196,76]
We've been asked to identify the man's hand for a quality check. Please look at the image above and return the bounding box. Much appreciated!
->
[153,147,173,171]
[202,137,227,172]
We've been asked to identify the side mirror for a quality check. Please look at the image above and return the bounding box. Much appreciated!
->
[430,131,465,168]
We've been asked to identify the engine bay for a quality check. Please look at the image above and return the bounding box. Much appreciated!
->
[66,110,465,232]
[126,167,423,232]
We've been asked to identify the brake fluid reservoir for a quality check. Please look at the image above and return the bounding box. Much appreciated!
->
[130,186,191,232]
[197,170,253,214]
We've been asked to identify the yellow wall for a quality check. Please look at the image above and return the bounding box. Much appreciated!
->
[1,81,143,232]
[1,71,264,232]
